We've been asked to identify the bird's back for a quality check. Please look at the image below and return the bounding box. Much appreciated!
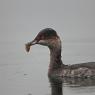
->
[62,62,95,78]
[69,62,95,69]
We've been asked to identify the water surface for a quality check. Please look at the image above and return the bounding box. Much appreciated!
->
[0,41,95,95]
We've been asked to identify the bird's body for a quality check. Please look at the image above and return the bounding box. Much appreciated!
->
[63,62,95,78]
[25,28,95,78]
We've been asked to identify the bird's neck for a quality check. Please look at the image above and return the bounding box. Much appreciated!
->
[48,39,63,73]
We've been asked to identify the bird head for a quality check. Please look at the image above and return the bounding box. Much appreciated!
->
[25,28,61,52]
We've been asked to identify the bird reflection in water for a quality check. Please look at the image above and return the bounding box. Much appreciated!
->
[48,76,63,95]
[48,76,95,95]
[63,77,95,87]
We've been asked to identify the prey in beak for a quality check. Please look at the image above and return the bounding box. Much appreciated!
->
[25,40,37,52]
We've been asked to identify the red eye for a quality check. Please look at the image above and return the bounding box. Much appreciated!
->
[41,35,44,39]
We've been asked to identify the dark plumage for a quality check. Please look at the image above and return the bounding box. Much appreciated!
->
[25,28,95,78]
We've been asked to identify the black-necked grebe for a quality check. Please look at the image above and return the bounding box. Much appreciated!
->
[25,28,95,78]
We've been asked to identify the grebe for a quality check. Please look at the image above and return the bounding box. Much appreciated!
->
[25,28,95,78]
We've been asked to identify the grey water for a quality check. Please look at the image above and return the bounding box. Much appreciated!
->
[0,41,95,95]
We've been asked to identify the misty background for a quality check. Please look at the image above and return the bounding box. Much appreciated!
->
[0,0,95,95]
[0,0,95,64]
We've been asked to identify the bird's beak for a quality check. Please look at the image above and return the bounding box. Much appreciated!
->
[25,39,37,52]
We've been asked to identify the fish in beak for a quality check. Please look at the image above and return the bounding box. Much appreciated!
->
[25,40,37,52]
